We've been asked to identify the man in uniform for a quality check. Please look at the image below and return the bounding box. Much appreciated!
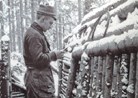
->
[23,4,64,98]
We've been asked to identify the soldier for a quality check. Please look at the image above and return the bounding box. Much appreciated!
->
[23,4,64,98]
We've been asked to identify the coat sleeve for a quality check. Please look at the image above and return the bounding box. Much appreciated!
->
[28,33,57,66]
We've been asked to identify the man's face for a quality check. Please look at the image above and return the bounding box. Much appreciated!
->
[42,16,55,32]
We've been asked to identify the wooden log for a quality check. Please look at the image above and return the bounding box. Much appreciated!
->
[100,0,138,23]
[135,52,138,98]
[81,0,127,25]
[97,56,103,96]
[86,58,93,97]
[92,56,98,98]
[104,54,114,98]
[0,35,10,98]
[102,56,106,97]
[127,53,136,98]
[120,54,130,98]
[63,0,137,44]
[94,18,138,41]
[116,55,122,98]
[111,56,118,97]
[88,57,94,97]
[65,18,138,54]
[85,29,138,56]
[57,60,63,98]
[65,59,78,98]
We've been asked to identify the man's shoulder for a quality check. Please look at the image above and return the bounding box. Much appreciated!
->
[25,27,42,38]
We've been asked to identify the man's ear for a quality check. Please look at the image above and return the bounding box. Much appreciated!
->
[40,16,45,23]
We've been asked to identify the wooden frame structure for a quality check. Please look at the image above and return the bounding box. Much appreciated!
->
[58,0,138,98]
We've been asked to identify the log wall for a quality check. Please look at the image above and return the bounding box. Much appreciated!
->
[58,0,138,98]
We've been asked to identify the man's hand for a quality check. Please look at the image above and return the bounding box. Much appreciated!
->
[55,50,64,59]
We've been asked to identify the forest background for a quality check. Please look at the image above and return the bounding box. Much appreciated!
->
[0,0,110,54]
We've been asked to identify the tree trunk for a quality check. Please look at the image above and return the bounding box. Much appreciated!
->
[8,0,12,51]
[0,1,4,37]
[20,0,24,53]
[84,0,92,15]
[8,0,12,97]
[16,8,21,53]
[78,0,81,24]
[58,14,62,50]
[11,0,16,52]
[25,0,28,29]
[31,0,35,22]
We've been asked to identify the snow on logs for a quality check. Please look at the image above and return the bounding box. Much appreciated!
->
[81,0,127,25]
[63,0,138,44]
[85,29,138,56]
[62,0,138,98]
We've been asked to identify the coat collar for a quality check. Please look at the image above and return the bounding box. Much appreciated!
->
[31,22,51,50]
[31,22,44,36]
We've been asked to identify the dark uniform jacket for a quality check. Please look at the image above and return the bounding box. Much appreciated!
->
[23,22,57,98]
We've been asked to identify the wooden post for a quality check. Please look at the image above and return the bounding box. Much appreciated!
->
[127,53,136,98]
[0,35,10,98]
[97,56,103,97]
[58,60,63,98]
[89,57,94,97]
[92,56,98,98]
[104,54,114,98]
[102,56,106,97]
[111,56,118,97]
[120,54,130,98]
[116,55,122,98]
[135,52,138,98]
[66,59,78,98]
